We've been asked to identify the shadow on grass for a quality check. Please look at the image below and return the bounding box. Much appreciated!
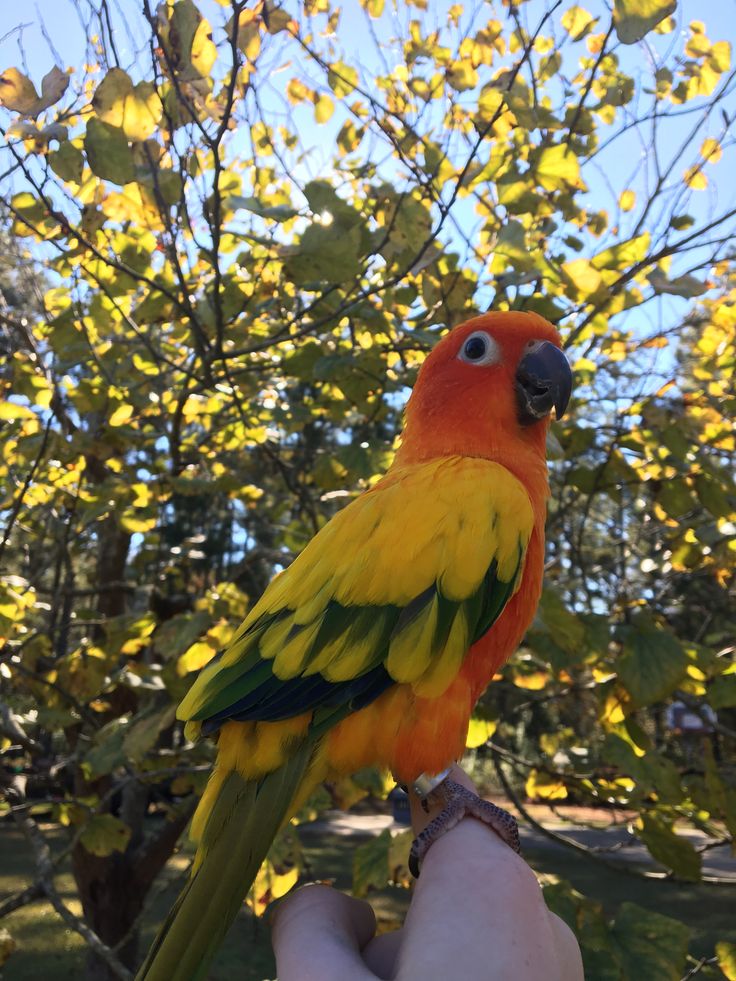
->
[1,816,734,980]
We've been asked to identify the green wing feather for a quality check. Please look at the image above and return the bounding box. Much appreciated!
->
[179,456,534,727]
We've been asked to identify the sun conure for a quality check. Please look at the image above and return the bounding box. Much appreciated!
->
[136,310,572,981]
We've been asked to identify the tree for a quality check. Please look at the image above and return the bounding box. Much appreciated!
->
[0,1,734,978]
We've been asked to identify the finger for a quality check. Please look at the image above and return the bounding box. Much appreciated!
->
[271,883,378,981]
[396,819,567,980]
[549,913,585,981]
[362,929,404,980]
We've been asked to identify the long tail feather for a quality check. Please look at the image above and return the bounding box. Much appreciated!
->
[136,740,315,981]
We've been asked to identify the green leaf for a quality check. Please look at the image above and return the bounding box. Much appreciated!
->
[164,0,217,79]
[284,211,362,285]
[610,902,690,979]
[694,473,733,519]
[493,220,534,271]
[154,610,212,660]
[84,118,135,185]
[352,829,392,897]
[48,141,84,183]
[613,0,677,45]
[80,814,132,857]
[602,734,683,804]
[669,214,694,231]
[616,616,687,707]
[637,813,702,881]
[123,705,176,761]
[709,675,736,709]
[648,269,707,298]
[83,719,128,779]
[227,194,298,221]
[538,589,586,653]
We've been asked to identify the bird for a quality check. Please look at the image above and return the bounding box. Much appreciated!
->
[136,309,572,981]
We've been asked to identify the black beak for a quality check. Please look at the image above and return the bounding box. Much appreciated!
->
[515,341,572,425]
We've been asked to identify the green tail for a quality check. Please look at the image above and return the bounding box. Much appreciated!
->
[136,740,315,981]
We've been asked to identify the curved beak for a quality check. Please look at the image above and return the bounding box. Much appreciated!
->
[515,342,572,425]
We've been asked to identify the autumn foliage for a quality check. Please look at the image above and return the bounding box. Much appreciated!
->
[0,1,734,978]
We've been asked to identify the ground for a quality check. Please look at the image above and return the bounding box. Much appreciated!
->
[1,795,734,980]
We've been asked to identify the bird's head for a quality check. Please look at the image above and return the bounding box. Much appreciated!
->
[395,311,572,473]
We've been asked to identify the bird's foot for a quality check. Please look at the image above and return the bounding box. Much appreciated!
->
[408,777,520,877]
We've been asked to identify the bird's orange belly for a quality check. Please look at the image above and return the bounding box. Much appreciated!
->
[325,674,474,784]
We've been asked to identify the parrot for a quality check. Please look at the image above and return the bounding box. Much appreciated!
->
[136,310,572,981]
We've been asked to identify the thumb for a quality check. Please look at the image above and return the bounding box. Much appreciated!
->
[271,883,378,981]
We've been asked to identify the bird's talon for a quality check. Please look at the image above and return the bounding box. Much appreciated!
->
[408,778,520,878]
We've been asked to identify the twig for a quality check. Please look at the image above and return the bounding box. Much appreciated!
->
[680,955,719,980]
[8,795,132,980]
[0,418,52,567]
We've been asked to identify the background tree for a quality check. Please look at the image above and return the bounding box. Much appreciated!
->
[0,1,734,978]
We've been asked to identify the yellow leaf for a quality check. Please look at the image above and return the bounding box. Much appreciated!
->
[513,670,549,690]
[619,189,636,211]
[591,232,650,270]
[601,689,630,725]
[716,941,736,981]
[109,404,134,427]
[708,40,731,73]
[93,69,162,142]
[465,717,497,749]
[701,137,722,163]
[561,5,598,41]
[177,640,217,676]
[525,768,568,801]
[446,60,479,92]
[119,512,157,534]
[248,859,299,912]
[0,401,35,421]
[191,17,217,76]
[536,144,583,191]
[0,68,39,114]
[684,165,707,190]
[287,78,311,104]
[563,258,602,296]
[654,15,675,33]
[313,93,334,124]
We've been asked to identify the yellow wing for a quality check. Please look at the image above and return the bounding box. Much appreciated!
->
[178,456,534,731]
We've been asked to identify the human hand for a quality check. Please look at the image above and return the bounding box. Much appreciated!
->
[270,765,583,980]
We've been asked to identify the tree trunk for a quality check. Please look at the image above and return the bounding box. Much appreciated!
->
[72,790,195,979]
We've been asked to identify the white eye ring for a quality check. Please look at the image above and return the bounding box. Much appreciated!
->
[457,331,501,366]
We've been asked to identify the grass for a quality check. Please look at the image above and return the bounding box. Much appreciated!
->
[1,810,734,980]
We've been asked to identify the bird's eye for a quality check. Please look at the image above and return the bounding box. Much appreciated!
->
[457,331,500,366]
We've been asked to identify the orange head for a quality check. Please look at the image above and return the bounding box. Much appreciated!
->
[395,311,572,479]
